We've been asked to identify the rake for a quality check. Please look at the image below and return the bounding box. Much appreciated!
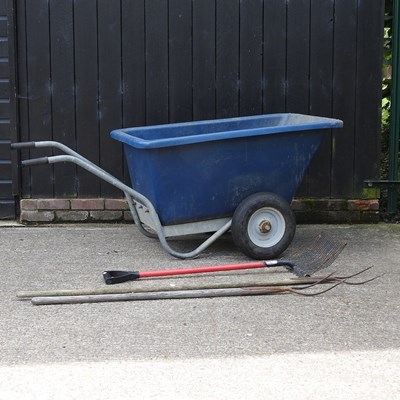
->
[102,234,347,284]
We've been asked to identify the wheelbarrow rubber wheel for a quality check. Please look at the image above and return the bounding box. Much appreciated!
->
[231,192,296,260]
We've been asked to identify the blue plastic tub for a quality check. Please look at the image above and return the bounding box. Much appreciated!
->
[111,113,343,225]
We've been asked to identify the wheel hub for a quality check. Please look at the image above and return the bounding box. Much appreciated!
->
[247,207,286,248]
[258,220,271,233]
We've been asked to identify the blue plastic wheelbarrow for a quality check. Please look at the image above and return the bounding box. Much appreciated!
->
[12,113,343,259]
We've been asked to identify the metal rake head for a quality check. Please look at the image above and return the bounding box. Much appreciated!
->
[280,234,347,277]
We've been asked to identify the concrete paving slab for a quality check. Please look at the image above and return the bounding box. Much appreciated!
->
[0,223,399,398]
[0,350,399,400]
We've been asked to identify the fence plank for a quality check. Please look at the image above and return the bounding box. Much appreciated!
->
[0,100,9,118]
[25,0,53,197]
[74,0,100,197]
[121,0,145,185]
[306,0,335,197]
[287,0,311,196]
[0,181,12,197]
[0,140,9,159]
[0,59,8,79]
[216,0,239,118]
[0,81,8,98]
[121,0,145,129]
[0,121,9,137]
[193,0,216,121]
[0,19,7,37]
[50,0,76,197]
[239,0,263,116]
[331,0,358,197]
[145,0,169,125]
[98,0,123,197]
[0,199,14,218]
[0,39,7,58]
[169,0,192,123]
[263,0,287,113]
[0,161,11,179]
[15,0,30,197]
[286,0,310,114]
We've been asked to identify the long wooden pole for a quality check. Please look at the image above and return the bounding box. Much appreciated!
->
[17,276,333,299]
[31,286,289,305]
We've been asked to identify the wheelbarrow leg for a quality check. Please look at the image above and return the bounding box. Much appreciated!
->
[124,192,158,239]
[123,192,232,256]
[156,219,232,259]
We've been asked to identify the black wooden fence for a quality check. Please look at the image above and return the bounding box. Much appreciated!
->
[14,0,384,200]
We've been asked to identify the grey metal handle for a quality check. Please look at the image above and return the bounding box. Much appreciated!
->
[21,157,49,167]
[11,141,36,149]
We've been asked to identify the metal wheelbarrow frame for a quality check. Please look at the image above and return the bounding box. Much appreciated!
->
[12,113,343,260]
[12,140,231,259]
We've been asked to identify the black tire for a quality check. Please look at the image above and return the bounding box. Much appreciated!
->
[231,192,296,259]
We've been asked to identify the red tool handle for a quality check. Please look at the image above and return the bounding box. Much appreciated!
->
[103,260,293,284]
[138,261,266,278]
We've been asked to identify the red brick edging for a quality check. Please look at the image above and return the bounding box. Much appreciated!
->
[18,198,380,224]
[20,199,131,223]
